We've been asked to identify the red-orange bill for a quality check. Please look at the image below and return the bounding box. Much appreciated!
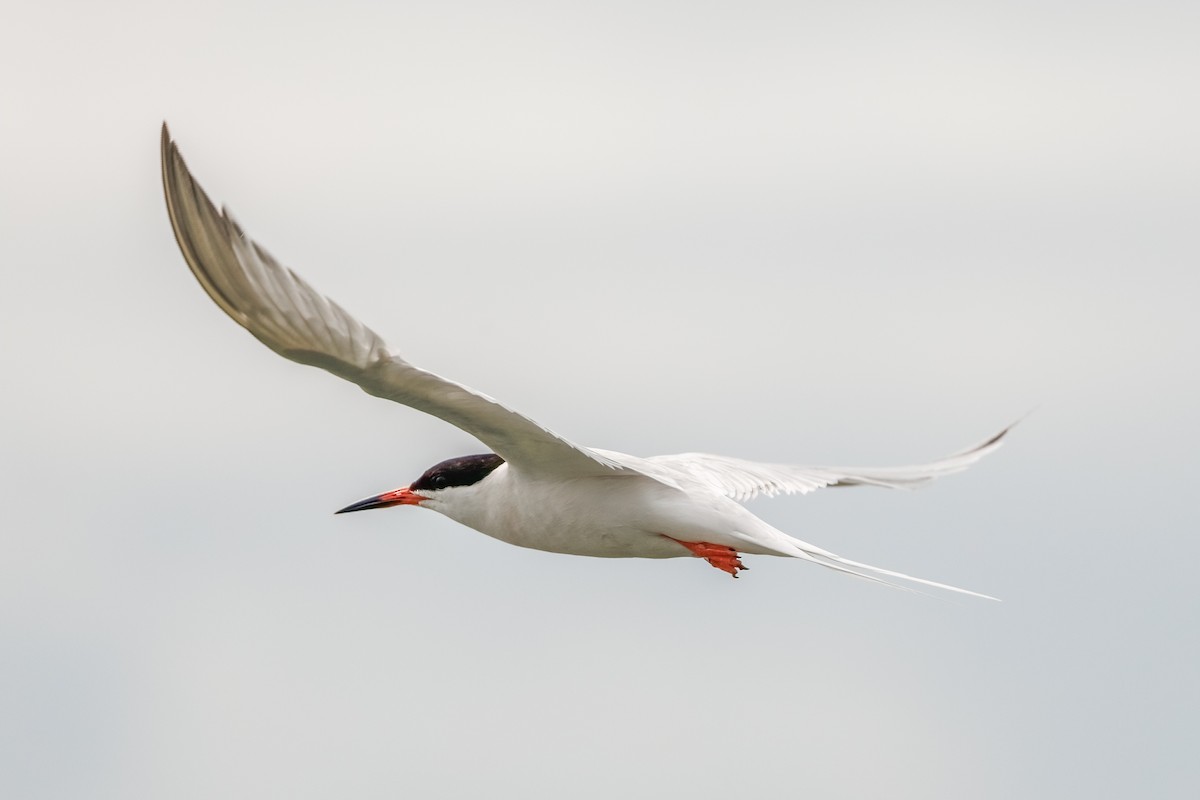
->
[335,487,422,514]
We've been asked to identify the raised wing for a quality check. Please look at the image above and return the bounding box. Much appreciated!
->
[161,124,628,475]
[643,423,1015,501]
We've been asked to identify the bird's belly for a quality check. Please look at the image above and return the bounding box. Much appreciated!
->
[459,477,694,559]
[477,511,686,559]
[438,471,781,560]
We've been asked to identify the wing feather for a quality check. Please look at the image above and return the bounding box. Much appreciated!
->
[161,124,626,475]
[645,423,1016,501]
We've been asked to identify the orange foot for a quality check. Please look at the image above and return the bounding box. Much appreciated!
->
[665,536,749,578]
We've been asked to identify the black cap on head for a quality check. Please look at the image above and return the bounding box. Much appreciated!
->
[412,454,504,491]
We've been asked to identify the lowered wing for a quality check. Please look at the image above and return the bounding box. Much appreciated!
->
[643,423,1015,501]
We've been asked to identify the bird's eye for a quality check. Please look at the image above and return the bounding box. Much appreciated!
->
[432,474,448,489]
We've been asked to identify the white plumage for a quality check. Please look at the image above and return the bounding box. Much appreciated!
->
[162,124,1010,599]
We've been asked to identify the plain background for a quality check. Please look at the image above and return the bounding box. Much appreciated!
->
[2,2,1197,797]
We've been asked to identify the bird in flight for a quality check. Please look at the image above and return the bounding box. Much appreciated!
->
[161,123,1009,599]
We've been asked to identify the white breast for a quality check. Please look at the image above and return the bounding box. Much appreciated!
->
[419,463,760,559]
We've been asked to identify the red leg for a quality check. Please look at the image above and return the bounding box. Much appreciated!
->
[664,536,748,578]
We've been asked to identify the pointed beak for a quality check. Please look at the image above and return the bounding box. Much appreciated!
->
[335,487,423,514]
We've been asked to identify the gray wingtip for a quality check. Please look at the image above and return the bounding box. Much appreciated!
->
[957,412,1031,458]
[160,122,176,170]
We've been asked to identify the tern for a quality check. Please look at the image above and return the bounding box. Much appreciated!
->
[161,124,1010,598]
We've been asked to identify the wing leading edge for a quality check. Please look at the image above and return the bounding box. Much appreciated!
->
[161,123,630,476]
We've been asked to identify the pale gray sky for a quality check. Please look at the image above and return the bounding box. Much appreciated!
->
[2,2,1198,798]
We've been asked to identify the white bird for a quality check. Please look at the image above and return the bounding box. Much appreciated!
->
[161,124,1010,599]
